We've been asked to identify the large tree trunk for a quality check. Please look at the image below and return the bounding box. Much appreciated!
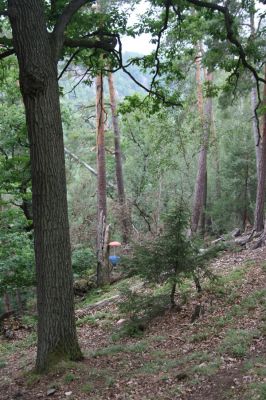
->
[191,48,211,234]
[8,0,82,372]
[254,65,266,232]
[108,72,130,242]
[95,73,109,286]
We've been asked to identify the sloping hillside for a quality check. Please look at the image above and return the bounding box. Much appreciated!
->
[0,247,266,400]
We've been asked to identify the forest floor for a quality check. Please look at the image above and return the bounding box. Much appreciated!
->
[1,246,266,400]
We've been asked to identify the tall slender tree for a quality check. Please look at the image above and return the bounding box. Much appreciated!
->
[254,66,266,232]
[108,72,130,242]
[191,47,212,234]
[250,9,261,176]
[96,72,110,285]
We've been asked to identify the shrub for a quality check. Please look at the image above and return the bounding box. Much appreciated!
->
[72,246,96,276]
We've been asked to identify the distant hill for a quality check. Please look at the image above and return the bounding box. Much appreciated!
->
[60,52,150,105]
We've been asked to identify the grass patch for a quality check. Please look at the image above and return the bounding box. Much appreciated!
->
[21,314,38,328]
[214,315,234,328]
[228,289,266,320]
[0,359,7,368]
[185,351,212,363]
[219,329,259,357]
[76,315,98,327]
[0,332,37,356]
[78,277,138,308]
[64,373,76,383]
[150,335,167,342]
[90,341,147,357]
[24,371,41,387]
[81,383,94,394]
[260,262,266,272]
[190,359,221,376]
[206,267,247,297]
[245,382,266,400]
[243,358,266,377]
[189,330,211,343]
[135,358,182,375]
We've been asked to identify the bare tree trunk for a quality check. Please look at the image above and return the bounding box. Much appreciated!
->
[16,289,23,315]
[3,292,11,313]
[108,72,130,242]
[191,48,211,234]
[243,156,249,230]
[250,10,261,175]
[8,0,82,372]
[199,170,207,235]
[96,73,109,286]
[254,65,266,232]
[210,104,221,200]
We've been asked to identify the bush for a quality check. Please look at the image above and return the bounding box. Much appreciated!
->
[72,246,96,276]
[0,208,35,296]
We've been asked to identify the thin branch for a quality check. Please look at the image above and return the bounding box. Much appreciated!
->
[58,49,81,80]
[65,68,91,94]
[132,201,153,233]
[150,0,170,90]
[64,147,116,189]
[112,36,182,107]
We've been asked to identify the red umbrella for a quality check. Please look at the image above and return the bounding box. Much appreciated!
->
[109,241,121,247]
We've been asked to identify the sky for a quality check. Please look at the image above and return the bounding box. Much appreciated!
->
[121,1,154,54]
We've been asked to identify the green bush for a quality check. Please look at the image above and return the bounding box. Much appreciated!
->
[72,246,96,276]
[0,208,35,295]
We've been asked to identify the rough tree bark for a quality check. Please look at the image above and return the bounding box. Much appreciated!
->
[7,0,82,371]
[254,65,266,232]
[108,72,130,242]
[95,73,109,286]
[191,48,212,234]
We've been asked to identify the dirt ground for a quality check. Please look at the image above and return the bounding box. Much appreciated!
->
[0,247,266,400]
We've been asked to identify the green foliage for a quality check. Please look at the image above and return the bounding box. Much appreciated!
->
[116,206,219,335]
[128,206,195,285]
[219,329,259,357]
[71,246,96,276]
[0,208,35,295]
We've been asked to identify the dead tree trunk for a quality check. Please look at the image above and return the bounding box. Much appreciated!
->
[96,73,109,286]
[108,72,130,242]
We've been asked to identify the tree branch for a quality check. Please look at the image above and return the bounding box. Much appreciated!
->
[52,0,94,59]
[64,36,117,51]
[150,0,171,90]
[0,49,15,60]
[64,147,116,189]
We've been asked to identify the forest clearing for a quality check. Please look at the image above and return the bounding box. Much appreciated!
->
[1,245,266,399]
[0,0,266,399]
